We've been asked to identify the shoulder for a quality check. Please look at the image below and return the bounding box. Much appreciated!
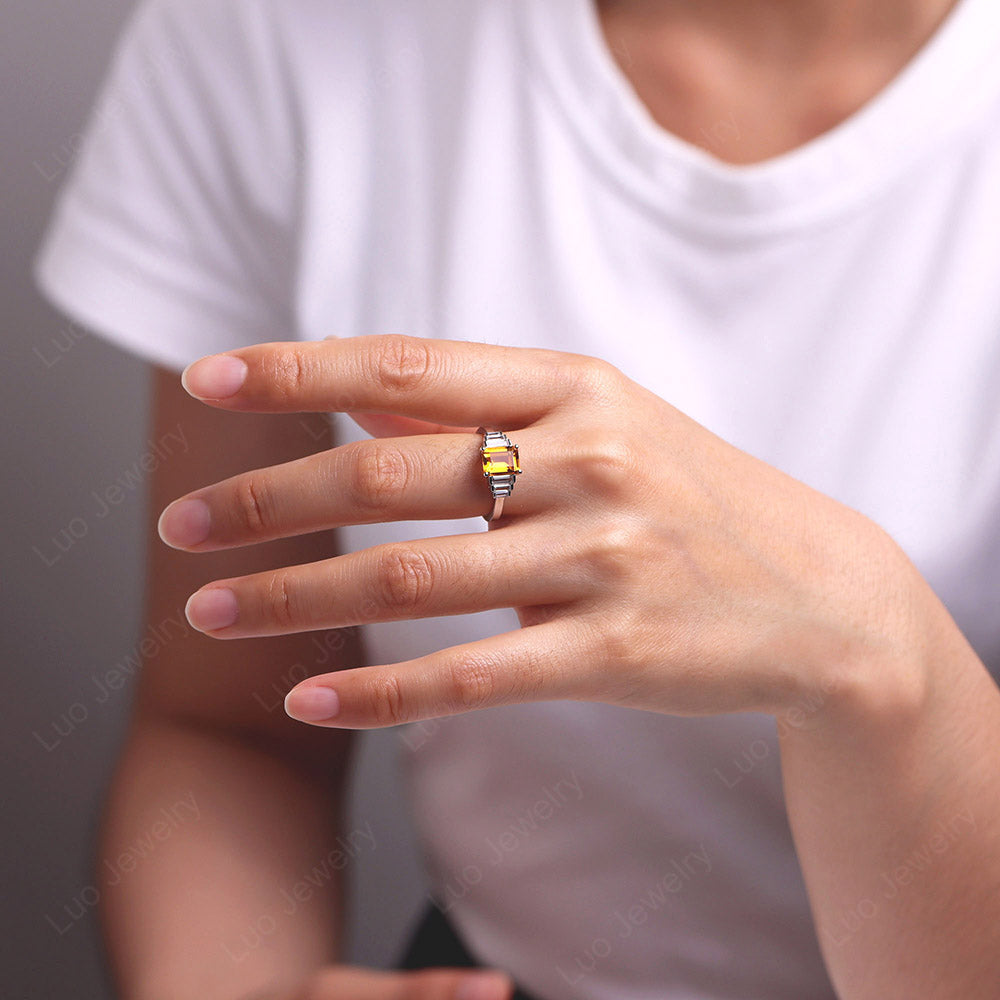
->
[115,0,510,131]
[126,0,497,64]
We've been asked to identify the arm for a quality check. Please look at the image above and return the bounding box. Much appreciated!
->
[162,336,1000,998]
[779,560,1000,1000]
[99,365,362,1000]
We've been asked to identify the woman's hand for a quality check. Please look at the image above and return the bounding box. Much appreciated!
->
[159,335,927,729]
[253,965,512,1000]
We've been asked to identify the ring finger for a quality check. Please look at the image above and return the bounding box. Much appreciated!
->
[159,428,551,551]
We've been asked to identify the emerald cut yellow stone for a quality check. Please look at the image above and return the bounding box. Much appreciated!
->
[482,444,521,476]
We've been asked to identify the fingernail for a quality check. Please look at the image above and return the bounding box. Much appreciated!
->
[182,355,248,399]
[158,499,211,548]
[455,972,511,1000]
[284,685,341,722]
[185,588,238,632]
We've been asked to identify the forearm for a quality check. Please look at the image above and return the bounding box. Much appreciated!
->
[779,567,1000,999]
[99,718,348,1000]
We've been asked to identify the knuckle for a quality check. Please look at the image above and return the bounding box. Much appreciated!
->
[447,654,499,710]
[267,347,309,403]
[569,354,623,402]
[375,546,437,612]
[369,672,407,727]
[350,441,411,512]
[508,643,548,701]
[234,475,274,535]
[597,608,639,665]
[576,429,640,496]
[444,644,547,712]
[586,518,643,584]
[367,334,434,395]
[583,610,647,702]
[265,570,301,630]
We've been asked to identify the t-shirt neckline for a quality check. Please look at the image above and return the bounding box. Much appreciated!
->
[523,0,1000,237]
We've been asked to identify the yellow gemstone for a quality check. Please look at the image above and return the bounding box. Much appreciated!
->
[482,444,521,476]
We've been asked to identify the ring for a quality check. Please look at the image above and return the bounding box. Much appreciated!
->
[477,427,522,523]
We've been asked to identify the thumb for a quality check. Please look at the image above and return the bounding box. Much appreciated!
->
[284,964,513,1000]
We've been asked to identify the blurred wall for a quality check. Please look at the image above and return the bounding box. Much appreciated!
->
[0,3,427,996]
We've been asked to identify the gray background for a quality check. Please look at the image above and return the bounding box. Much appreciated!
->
[1,2,427,995]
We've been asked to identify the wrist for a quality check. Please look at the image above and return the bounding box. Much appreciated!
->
[777,522,936,740]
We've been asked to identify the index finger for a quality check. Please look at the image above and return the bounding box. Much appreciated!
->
[181,334,582,424]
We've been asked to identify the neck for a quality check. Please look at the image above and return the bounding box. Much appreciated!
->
[595,0,961,164]
[597,0,958,56]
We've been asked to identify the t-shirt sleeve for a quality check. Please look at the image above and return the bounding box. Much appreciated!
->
[34,0,299,372]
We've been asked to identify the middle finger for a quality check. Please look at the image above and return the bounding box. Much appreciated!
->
[183,524,583,638]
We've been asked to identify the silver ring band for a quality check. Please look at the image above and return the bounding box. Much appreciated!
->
[486,495,505,523]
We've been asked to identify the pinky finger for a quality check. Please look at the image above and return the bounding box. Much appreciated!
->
[283,618,594,729]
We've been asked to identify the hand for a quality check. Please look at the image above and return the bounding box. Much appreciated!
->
[160,335,925,728]
[255,965,512,1000]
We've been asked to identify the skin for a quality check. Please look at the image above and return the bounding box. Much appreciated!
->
[162,335,1000,999]
[597,0,960,164]
[167,338,918,719]
[101,368,512,1000]
[102,2,999,997]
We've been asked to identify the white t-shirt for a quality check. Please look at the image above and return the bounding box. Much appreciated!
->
[36,1,1000,997]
